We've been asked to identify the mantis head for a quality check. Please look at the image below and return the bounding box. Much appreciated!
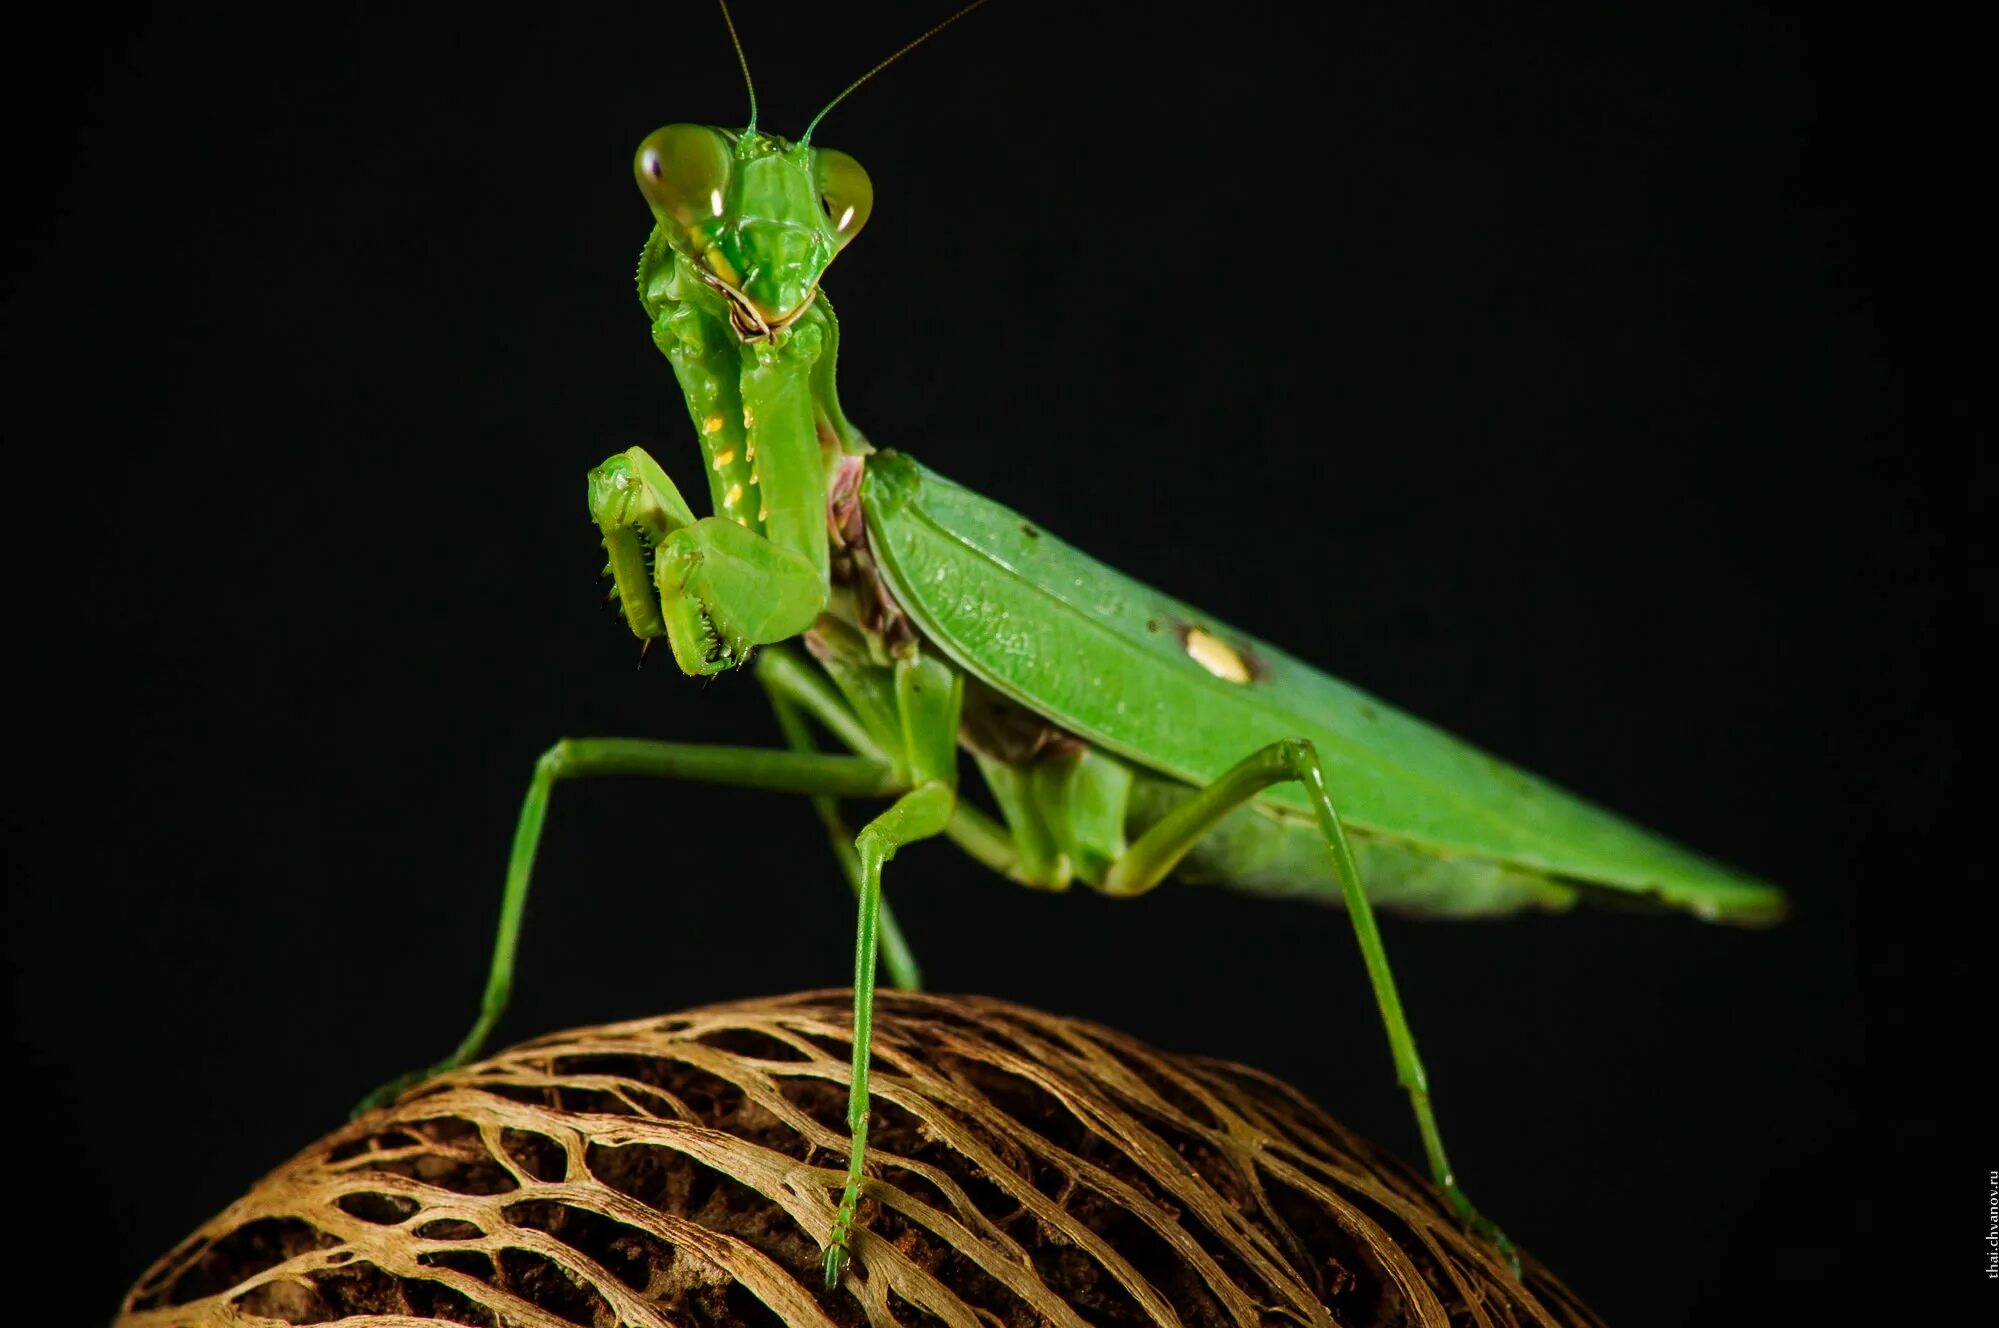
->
[589,4,990,677]
[635,125,871,339]
[629,1,986,341]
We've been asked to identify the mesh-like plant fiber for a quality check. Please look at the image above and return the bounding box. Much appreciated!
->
[117,990,1604,1328]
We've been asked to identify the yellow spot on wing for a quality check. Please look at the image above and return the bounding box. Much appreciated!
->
[1185,628,1251,684]
[703,415,725,435]
[713,448,736,468]
[724,482,744,508]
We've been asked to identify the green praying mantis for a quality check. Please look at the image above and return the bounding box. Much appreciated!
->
[361,0,1787,1289]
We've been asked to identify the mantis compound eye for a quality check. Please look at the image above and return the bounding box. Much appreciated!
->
[810,147,872,248]
[634,124,734,232]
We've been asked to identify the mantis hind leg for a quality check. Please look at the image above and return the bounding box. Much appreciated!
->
[351,739,903,1114]
[1100,737,1519,1277]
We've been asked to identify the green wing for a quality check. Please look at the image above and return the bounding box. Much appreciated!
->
[861,452,1784,924]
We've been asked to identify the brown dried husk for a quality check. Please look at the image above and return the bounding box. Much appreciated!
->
[117,991,1605,1328]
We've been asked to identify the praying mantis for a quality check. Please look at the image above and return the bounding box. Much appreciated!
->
[360,1,1788,1290]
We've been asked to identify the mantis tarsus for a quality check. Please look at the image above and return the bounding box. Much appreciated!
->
[362,1,1787,1290]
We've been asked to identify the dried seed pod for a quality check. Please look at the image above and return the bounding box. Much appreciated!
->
[117,991,1603,1328]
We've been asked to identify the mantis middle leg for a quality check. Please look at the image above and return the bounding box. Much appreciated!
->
[818,651,963,1288]
[351,737,907,1113]
[819,780,953,1287]
[353,642,961,1115]
[757,647,923,991]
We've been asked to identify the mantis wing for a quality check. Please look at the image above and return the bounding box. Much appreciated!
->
[860,452,1783,924]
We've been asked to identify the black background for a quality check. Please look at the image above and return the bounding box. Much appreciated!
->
[4,3,1968,1323]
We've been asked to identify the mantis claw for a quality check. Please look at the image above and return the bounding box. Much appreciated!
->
[823,1170,865,1288]
[820,1239,849,1290]
[1471,1213,1521,1280]
[350,1057,456,1119]
[1443,1183,1521,1279]
[350,1071,420,1118]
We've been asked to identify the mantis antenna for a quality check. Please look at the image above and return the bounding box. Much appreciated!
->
[716,0,758,138]
[800,0,990,146]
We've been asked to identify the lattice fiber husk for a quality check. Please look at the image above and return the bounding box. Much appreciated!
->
[118,990,1604,1328]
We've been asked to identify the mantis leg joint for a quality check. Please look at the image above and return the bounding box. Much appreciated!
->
[535,740,578,781]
